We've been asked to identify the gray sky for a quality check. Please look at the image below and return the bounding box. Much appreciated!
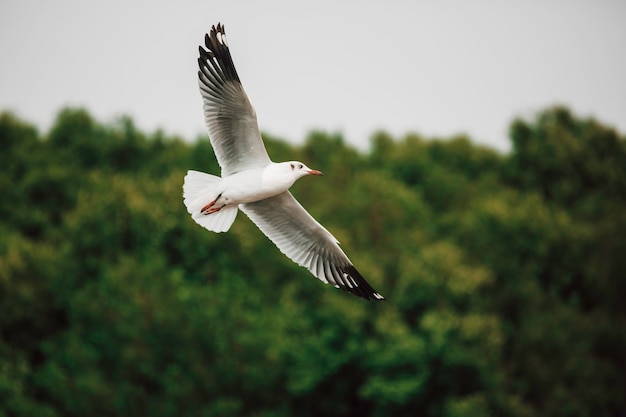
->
[2,0,625,152]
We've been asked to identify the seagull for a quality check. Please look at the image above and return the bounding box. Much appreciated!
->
[183,23,384,301]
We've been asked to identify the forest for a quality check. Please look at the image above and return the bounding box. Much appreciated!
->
[1,106,625,417]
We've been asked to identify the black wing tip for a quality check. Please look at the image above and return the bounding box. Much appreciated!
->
[198,45,212,60]
[197,21,241,83]
[339,264,385,301]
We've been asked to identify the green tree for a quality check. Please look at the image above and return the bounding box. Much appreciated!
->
[1,106,625,417]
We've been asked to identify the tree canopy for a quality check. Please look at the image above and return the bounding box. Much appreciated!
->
[1,106,624,416]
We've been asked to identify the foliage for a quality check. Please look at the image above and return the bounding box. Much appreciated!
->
[0,106,624,416]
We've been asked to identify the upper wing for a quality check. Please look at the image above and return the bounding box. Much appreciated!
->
[197,23,271,176]
[240,192,385,301]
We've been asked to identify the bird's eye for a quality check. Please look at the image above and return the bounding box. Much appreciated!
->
[298,163,303,169]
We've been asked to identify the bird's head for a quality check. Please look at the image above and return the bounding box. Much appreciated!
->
[285,161,323,179]
[266,161,323,190]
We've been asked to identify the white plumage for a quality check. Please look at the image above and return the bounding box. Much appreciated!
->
[183,23,384,300]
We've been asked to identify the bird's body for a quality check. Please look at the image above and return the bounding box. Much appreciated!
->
[184,161,320,221]
[190,163,311,207]
[183,23,384,300]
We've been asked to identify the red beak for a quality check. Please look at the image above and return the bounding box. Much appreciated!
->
[308,169,323,176]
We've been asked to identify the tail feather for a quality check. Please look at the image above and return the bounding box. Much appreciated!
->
[183,170,238,233]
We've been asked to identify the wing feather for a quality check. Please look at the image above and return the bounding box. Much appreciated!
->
[197,23,271,176]
[241,192,384,300]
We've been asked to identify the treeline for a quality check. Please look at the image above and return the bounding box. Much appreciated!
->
[1,106,624,416]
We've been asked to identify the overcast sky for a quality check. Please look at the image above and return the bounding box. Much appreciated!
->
[2,0,625,152]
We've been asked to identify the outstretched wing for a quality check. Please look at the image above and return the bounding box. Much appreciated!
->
[241,192,385,301]
[197,23,271,176]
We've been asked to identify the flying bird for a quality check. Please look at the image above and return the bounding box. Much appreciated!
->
[183,23,384,301]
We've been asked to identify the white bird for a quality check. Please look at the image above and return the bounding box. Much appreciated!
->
[183,23,384,301]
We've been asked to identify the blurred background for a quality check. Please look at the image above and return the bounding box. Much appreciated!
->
[1,1,625,416]
[2,0,625,151]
